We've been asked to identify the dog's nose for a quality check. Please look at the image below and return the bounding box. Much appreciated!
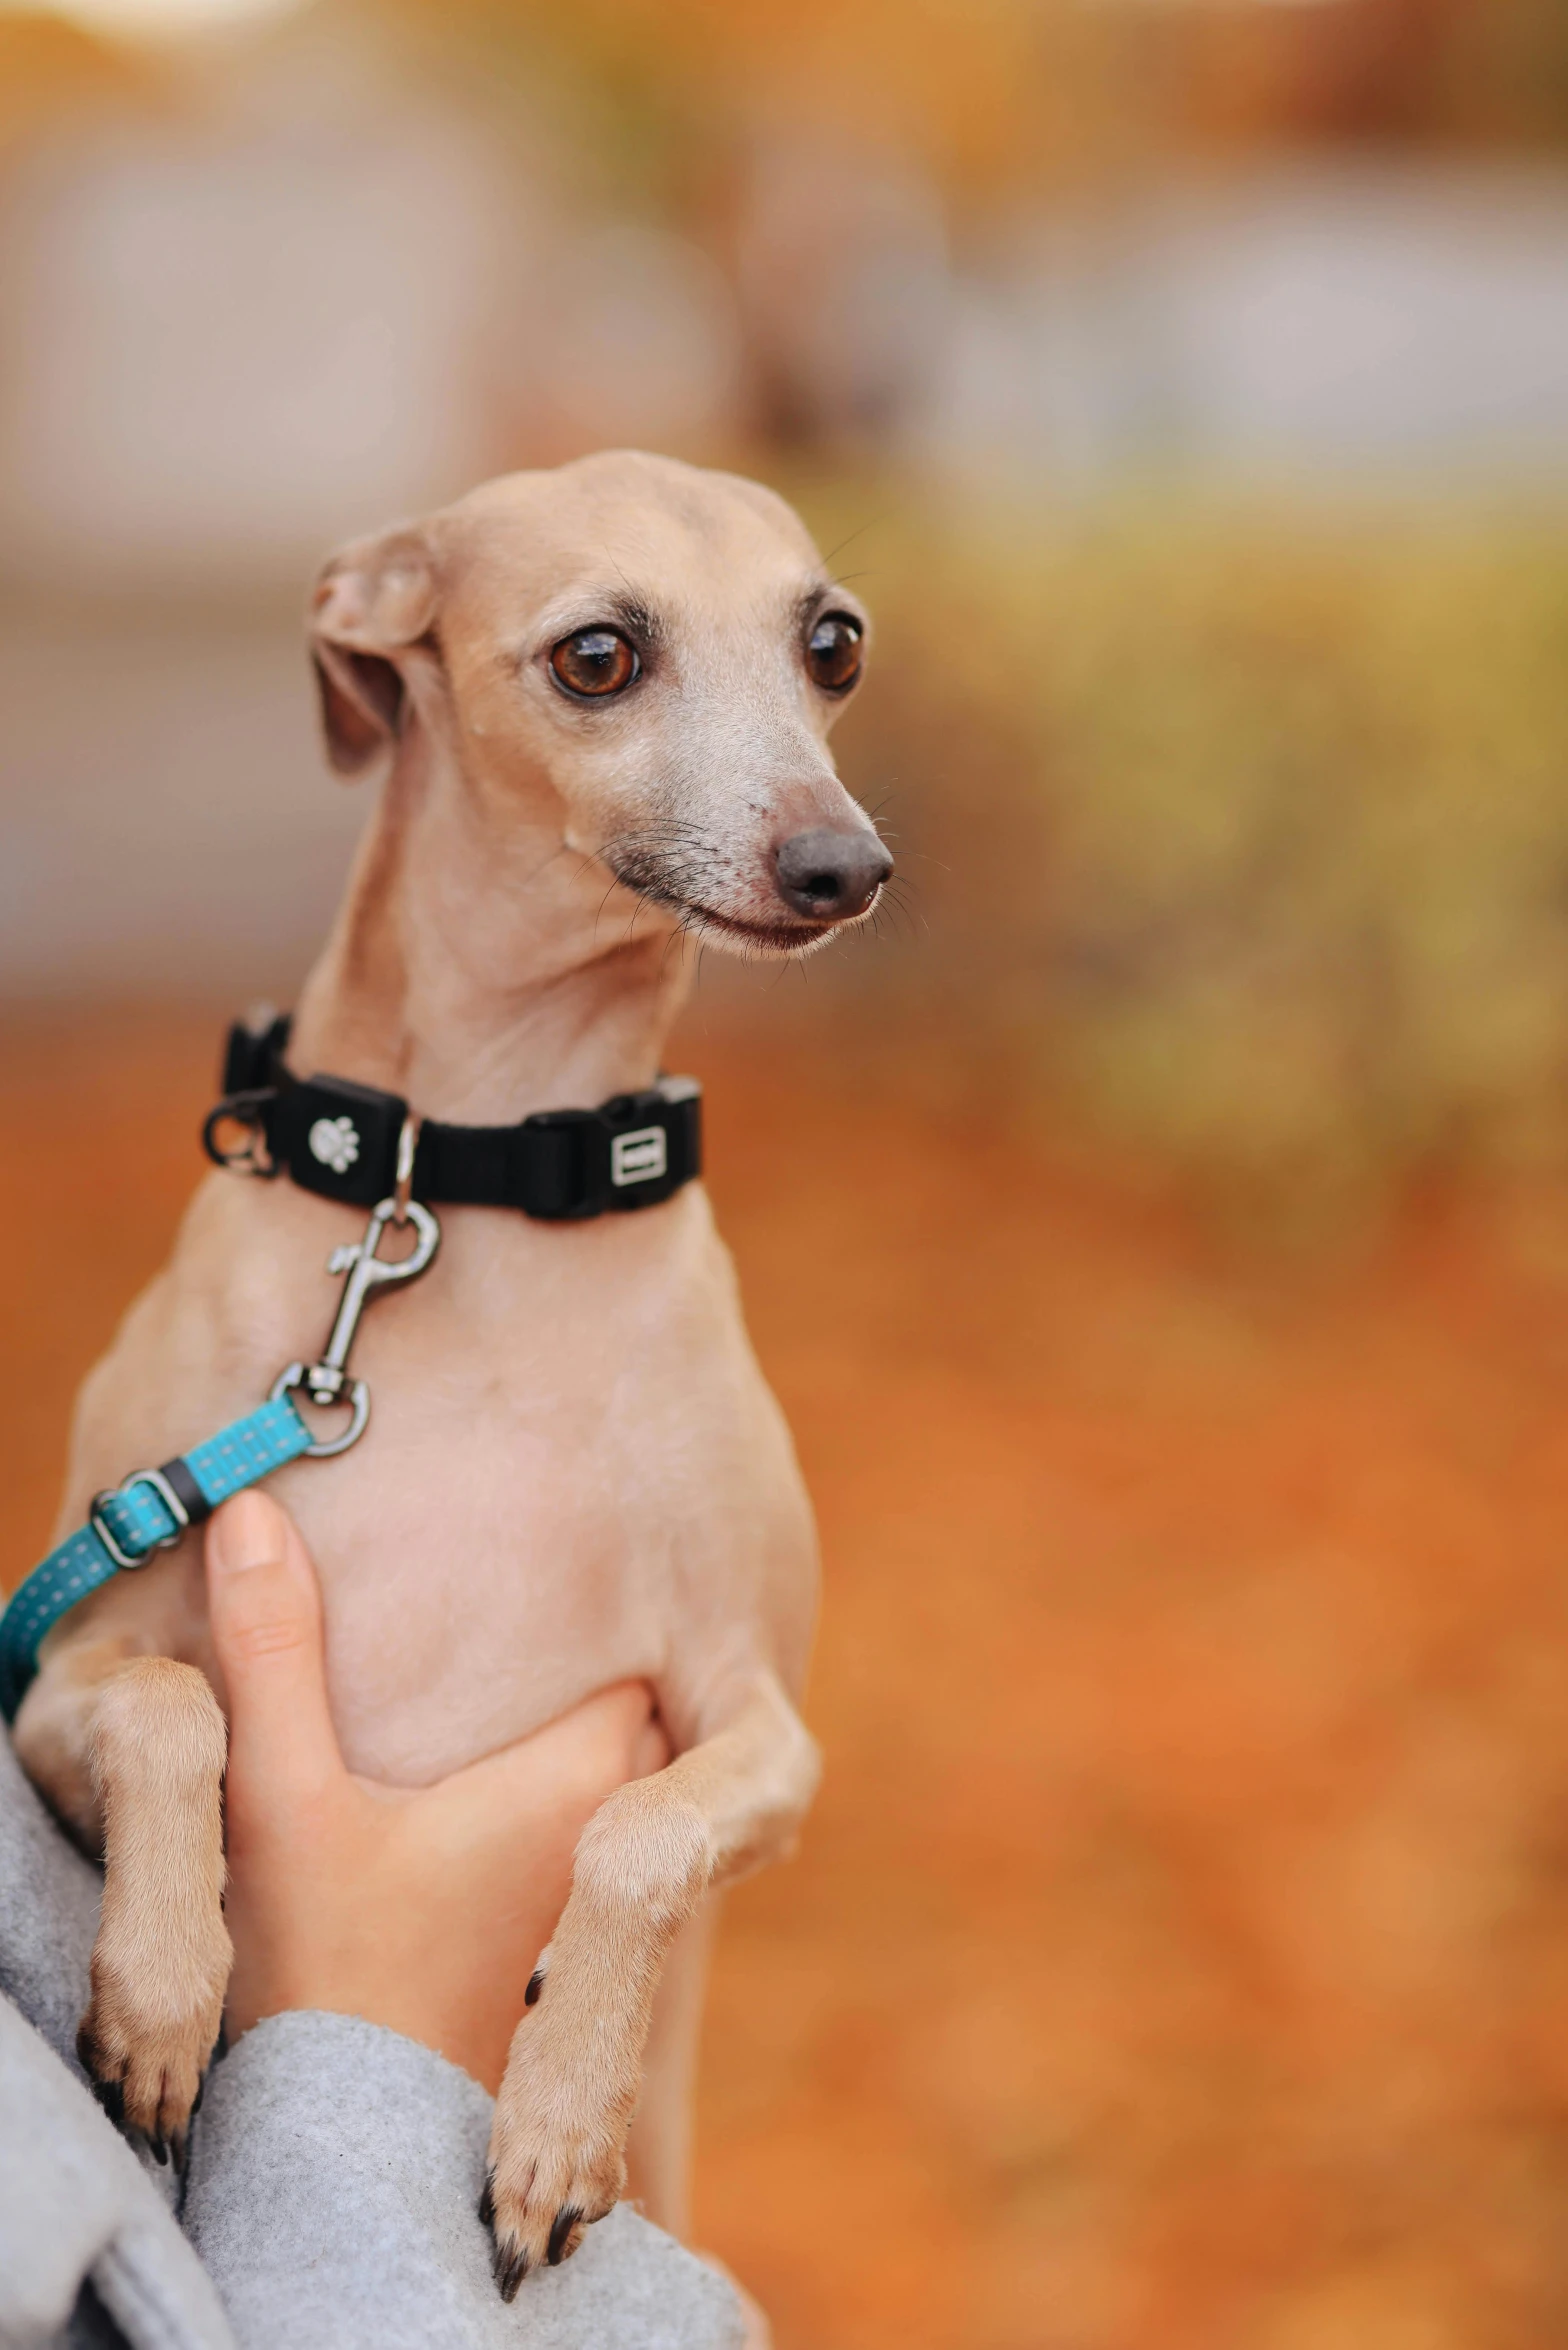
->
[774,828,893,922]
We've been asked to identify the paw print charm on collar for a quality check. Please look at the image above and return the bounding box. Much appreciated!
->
[307,1115,361,1176]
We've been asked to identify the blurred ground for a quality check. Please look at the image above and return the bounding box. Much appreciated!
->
[7,1010,1568,2350]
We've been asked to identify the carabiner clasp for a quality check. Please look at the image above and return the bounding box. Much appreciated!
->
[269,1195,440,1458]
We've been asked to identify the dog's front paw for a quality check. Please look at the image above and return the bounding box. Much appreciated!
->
[77,1915,232,2164]
[482,2010,634,2299]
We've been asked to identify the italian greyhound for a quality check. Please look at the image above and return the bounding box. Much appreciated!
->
[12,451,888,2304]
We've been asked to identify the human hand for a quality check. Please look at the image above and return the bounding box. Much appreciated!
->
[206,1488,667,2092]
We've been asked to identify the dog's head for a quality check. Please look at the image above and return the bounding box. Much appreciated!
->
[309,451,889,955]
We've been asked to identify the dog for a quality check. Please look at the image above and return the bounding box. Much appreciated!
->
[12,450,889,2304]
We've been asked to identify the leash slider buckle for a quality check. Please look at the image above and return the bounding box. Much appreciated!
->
[89,1468,191,1570]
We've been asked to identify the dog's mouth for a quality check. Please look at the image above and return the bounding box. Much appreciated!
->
[602,847,849,957]
[671,899,836,954]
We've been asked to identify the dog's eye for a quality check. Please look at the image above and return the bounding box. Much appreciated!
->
[550,628,640,699]
[805,613,863,694]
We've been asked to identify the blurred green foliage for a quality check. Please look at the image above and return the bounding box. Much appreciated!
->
[801,486,1568,1207]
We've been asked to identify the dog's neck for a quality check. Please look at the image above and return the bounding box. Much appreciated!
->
[289,732,688,1123]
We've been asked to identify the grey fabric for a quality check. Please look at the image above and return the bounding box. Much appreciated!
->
[0,1728,181,2227]
[0,1726,743,2350]
[0,1996,233,2350]
[0,1717,100,2072]
[186,2011,743,2350]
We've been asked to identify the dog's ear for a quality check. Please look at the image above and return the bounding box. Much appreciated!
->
[309,527,438,777]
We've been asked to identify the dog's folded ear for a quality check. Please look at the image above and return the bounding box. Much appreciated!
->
[309,527,438,776]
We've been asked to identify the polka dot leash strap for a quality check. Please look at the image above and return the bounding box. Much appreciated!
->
[0,1398,316,1720]
[0,1189,441,1723]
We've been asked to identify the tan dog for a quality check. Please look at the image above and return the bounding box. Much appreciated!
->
[12,451,889,2305]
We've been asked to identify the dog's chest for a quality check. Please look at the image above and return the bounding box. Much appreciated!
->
[274,1401,683,1782]
[134,1182,813,1782]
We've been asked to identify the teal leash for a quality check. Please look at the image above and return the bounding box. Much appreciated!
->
[0,1179,439,1723]
[0,1400,317,1720]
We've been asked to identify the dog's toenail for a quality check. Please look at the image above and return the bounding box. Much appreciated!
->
[493,2241,529,2301]
[524,1969,544,2007]
[477,2176,495,2228]
[91,2078,125,2126]
[547,2206,581,2266]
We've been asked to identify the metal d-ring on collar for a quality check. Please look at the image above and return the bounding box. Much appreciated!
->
[202,1088,277,1177]
[271,1118,438,1458]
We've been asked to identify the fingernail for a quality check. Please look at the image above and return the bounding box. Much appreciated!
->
[209,1492,280,1577]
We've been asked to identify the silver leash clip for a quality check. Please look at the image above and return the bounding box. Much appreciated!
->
[270,1181,440,1458]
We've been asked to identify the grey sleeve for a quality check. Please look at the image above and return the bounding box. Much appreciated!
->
[0,1711,101,2071]
[183,2010,745,2350]
[0,1726,227,2348]
[0,1726,741,2350]
[0,1994,236,2350]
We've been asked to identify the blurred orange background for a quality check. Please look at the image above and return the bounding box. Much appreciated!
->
[6,3,1568,2345]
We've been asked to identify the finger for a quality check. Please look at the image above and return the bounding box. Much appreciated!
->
[206,1491,343,1804]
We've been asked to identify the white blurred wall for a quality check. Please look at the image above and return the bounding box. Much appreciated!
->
[920,166,1568,483]
[0,28,744,595]
[0,115,511,591]
[3,25,1568,1002]
[0,24,747,1001]
[0,597,357,996]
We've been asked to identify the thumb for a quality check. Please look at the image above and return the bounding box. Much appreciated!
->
[206,1490,343,1804]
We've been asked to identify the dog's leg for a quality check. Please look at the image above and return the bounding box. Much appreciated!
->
[626,1900,776,2348]
[484,1670,819,2296]
[627,1901,777,2347]
[14,1633,137,1849]
[20,1645,231,2159]
[623,1896,718,2237]
[82,1657,231,2159]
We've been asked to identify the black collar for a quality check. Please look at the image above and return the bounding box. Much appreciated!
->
[204,1012,701,1222]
